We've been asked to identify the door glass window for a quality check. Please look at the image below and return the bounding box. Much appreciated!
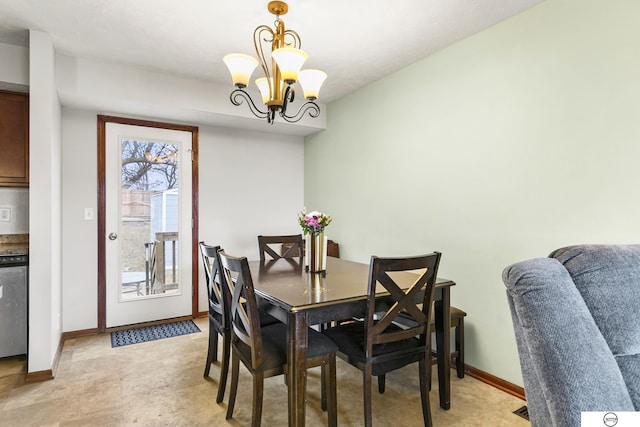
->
[119,140,180,300]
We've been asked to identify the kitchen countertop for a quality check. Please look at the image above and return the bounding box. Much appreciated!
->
[0,234,29,255]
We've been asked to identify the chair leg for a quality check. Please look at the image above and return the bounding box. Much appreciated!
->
[225,352,240,419]
[378,374,385,393]
[455,317,465,378]
[363,366,373,427]
[252,373,264,427]
[419,356,433,427]
[216,331,231,403]
[325,356,337,427]
[203,328,219,377]
[429,324,436,391]
[321,365,327,411]
[427,352,433,392]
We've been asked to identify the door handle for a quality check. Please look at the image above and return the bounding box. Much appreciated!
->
[108,232,118,241]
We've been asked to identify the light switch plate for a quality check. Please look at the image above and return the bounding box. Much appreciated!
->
[0,207,11,222]
[84,207,94,220]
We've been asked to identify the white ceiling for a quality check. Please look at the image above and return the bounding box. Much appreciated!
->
[0,0,543,103]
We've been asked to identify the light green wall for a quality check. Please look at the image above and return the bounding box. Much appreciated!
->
[304,0,640,385]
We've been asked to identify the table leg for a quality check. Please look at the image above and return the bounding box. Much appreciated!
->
[434,287,451,410]
[287,312,308,426]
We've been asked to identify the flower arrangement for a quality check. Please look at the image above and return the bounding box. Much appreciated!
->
[298,209,332,235]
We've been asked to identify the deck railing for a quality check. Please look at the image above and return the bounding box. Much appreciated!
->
[145,231,179,294]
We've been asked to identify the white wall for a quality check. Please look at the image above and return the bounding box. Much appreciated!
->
[61,110,304,330]
[28,30,63,372]
[304,0,640,386]
[196,125,304,261]
[0,42,28,90]
[60,109,98,332]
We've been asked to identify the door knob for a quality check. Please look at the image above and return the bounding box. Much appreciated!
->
[108,232,118,240]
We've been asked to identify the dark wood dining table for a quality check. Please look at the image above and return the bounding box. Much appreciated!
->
[249,256,455,427]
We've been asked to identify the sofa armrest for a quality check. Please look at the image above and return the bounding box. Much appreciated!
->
[503,258,634,426]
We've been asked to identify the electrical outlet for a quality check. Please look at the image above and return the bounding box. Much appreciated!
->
[0,207,11,222]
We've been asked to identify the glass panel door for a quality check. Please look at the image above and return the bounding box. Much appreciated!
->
[105,123,192,327]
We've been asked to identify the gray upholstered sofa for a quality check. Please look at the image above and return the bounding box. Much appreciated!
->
[502,245,640,426]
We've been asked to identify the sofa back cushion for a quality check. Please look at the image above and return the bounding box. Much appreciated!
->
[550,244,640,410]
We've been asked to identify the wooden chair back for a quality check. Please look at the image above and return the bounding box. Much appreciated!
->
[258,234,304,264]
[218,250,265,370]
[364,252,442,361]
[199,242,227,327]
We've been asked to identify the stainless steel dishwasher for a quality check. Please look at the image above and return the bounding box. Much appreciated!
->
[0,254,28,358]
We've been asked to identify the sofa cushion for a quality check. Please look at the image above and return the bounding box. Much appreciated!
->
[616,354,640,410]
[550,244,640,410]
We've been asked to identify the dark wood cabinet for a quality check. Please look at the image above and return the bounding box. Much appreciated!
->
[0,91,29,187]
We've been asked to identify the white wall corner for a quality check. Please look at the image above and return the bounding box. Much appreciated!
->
[28,29,63,373]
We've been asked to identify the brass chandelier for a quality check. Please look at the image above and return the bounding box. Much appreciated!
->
[223,1,327,124]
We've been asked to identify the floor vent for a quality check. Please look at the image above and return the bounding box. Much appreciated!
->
[513,405,530,421]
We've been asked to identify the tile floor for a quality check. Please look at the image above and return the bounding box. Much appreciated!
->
[0,317,529,426]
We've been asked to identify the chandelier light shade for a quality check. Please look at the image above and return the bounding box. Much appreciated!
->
[223,1,327,124]
[297,69,327,100]
[255,77,272,104]
[271,47,308,83]
[222,54,259,88]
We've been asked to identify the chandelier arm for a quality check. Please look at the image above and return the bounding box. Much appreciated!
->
[280,101,321,123]
[230,89,269,119]
[254,25,276,87]
[281,85,295,114]
[283,29,301,48]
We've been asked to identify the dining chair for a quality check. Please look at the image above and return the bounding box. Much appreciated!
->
[200,242,281,404]
[258,234,304,265]
[218,249,338,427]
[323,252,442,427]
[199,242,230,404]
[327,239,340,258]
